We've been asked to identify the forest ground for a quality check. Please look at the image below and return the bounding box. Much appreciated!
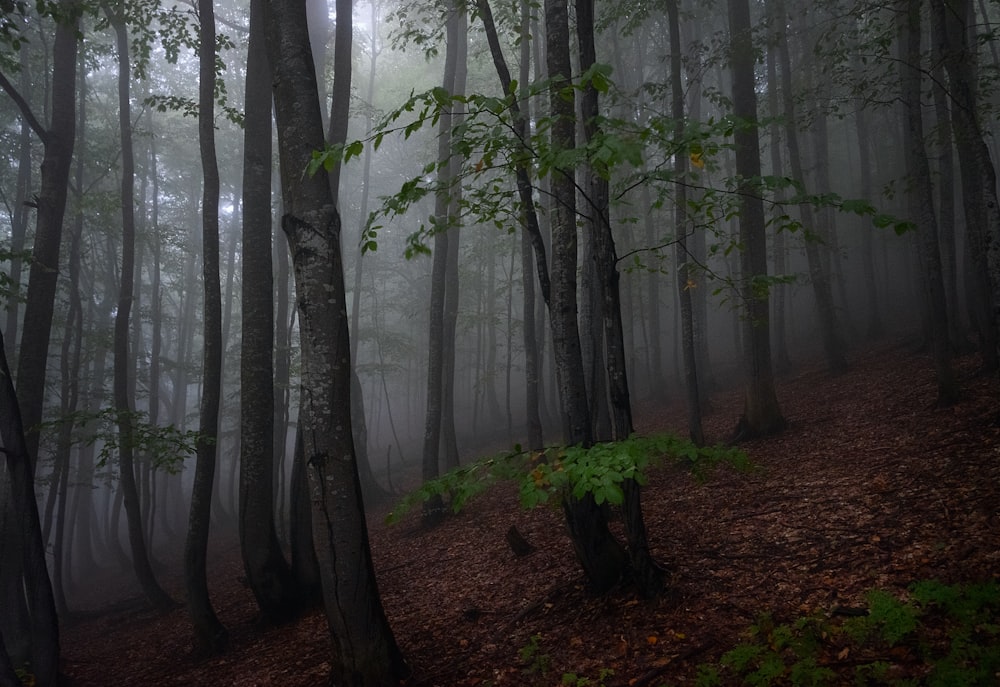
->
[60,339,1000,686]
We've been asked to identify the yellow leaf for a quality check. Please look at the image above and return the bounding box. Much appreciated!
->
[689,151,705,169]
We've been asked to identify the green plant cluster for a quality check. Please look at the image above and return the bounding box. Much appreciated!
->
[516,633,616,687]
[385,433,753,523]
[694,579,1000,686]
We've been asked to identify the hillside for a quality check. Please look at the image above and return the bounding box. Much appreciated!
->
[61,341,1000,686]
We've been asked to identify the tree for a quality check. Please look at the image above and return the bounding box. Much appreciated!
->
[476,0,547,449]
[107,0,176,615]
[897,0,957,405]
[185,0,228,653]
[728,0,786,438]
[544,0,628,594]
[420,2,457,523]
[0,335,59,687]
[931,0,1000,374]
[265,0,409,680]
[239,0,298,624]
[0,0,79,468]
[666,0,705,445]
[770,0,847,374]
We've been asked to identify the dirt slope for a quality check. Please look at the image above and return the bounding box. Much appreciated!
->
[61,341,1000,686]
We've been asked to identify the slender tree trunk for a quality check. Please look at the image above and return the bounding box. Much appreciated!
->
[667,0,704,445]
[239,0,298,624]
[0,330,60,687]
[186,0,228,653]
[899,0,958,405]
[729,0,786,438]
[771,0,846,374]
[545,0,628,594]
[109,7,175,613]
[6,0,79,467]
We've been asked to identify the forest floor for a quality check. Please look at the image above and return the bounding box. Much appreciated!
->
[60,339,1000,686]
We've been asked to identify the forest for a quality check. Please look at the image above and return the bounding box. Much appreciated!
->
[1,0,999,684]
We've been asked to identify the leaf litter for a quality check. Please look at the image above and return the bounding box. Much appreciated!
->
[61,340,1000,686]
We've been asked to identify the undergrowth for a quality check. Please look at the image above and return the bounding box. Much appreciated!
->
[693,578,1000,686]
[385,433,754,523]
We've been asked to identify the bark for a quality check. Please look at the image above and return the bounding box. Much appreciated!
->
[765,30,793,370]
[421,0,461,524]
[667,0,704,446]
[771,0,846,374]
[475,0,551,305]
[728,0,786,438]
[0,330,60,687]
[931,0,1000,374]
[266,0,408,679]
[475,0,545,447]
[240,0,298,624]
[852,56,883,341]
[185,0,228,653]
[441,6,467,473]
[109,6,175,613]
[545,0,628,594]
[898,0,958,405]
[6,0,79,467]
[3,39,32,363]
[326,0,352,202]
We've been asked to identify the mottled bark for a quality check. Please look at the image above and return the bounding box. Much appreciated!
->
[266,0,408,679]
[240,0,297,624]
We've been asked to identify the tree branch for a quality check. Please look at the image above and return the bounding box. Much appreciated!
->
[0,68,49,144]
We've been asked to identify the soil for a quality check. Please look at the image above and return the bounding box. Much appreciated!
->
[60,340,1000,686]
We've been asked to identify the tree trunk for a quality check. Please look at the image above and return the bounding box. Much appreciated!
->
[899,0,958,405]
[109,6,175,613]
[667,0,704,446]
[266,0,409,679]
[185,0,229,654]
[771,0,846,374]
[6,0,78,467]
[729,0,786,438]
[0,330,60,687]
[239,0,298,624]
[545,0,628,594]
[931,0,1000,374]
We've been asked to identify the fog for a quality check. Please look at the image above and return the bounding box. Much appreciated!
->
[1,0,996,656]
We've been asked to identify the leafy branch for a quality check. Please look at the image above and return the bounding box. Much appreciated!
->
[386,433,754,523]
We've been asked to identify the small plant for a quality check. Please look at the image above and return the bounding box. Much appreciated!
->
[519,633,551,676]
[561,667,615,686]
[697,579,1000,686]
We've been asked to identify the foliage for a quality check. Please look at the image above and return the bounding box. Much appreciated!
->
[518,633,551,676]
[41,407,201,477]
[696,579,1000,686]
[305,58,913,274]
[385,433,754,523]
[0,247,31,301]
[561,667,615,686]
